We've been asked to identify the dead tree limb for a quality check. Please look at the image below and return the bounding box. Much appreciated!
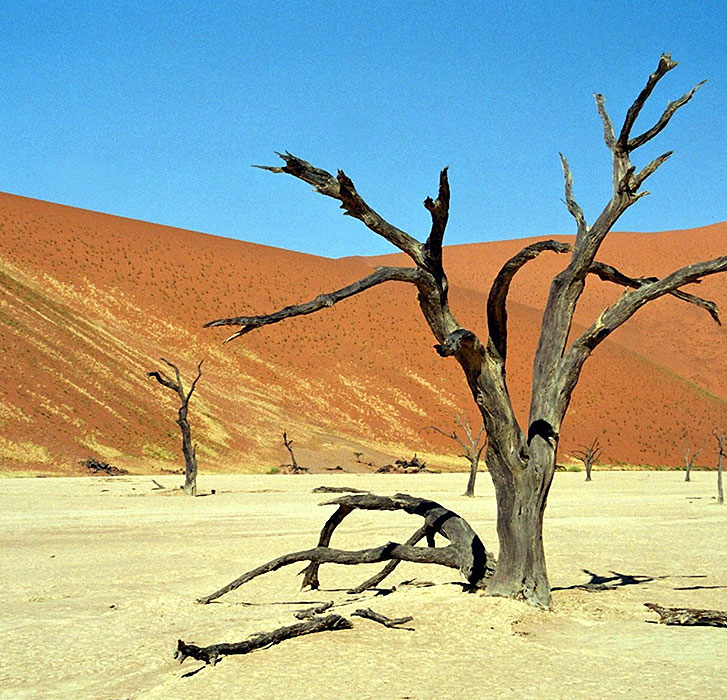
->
[644,602,727,627]
[175,614,353,666]
[147,358,203,496]
[312,486,369,494]
[352,608,414,630]
[198,493,493,604]
[294,601,334,619]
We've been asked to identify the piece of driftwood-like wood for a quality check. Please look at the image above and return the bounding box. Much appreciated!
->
[175,614,353,666]
[198,493,493,604]
[644,602,727,627]
[294,601,334,619]
[312,486,369,494]
[352,608,414,630]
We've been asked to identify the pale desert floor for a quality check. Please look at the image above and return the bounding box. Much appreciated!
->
[2,471,726,700]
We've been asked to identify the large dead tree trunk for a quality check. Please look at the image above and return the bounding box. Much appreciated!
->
[421,415,486,496]
[147,358,203,496]
[205,56,725,607]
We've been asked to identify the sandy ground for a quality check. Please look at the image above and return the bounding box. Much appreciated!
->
[2,471,726,700]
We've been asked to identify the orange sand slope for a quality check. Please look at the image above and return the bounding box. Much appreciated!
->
[0,191,725,474]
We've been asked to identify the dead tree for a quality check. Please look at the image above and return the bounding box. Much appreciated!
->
[147,358,203,496]
[682,442,704,482]
[206,55,725,607]
[714,431,726,505]
[421,415,486,496]
[280,431,308,473]
[573,438,602,482]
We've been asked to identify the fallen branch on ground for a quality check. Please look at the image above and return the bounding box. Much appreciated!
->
[198,493,494,604]
[312,486,369,494]
[352,608,414,630]
[644,602,727,627]
[294,601,334,619]
[175,614,353,666]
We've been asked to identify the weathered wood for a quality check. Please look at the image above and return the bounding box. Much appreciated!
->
[198,493,493,604]
[294,601,334,619]
[714,432,725,505]
[175,614,353,665]
[348,525,428,594]
[644,602,727,627]
[352,608,414,630]
[147,358,203,496]
[312,486,369,494]
[574,438,602,482]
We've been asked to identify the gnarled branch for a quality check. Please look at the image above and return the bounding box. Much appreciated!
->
[254,152,424,265]
[205,266,424,343]
[422,167,450,270]
[198,493,494,604]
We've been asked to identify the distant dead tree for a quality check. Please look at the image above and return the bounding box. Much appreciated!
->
[147,358,203,496]
[205,55,726,607]
[682,442,704,482]
[421,416,486,496]
[574,438,602,482]
[713,431,726,505]
[281,431,308,473]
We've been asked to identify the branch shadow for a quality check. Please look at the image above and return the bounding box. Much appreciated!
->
[552,569,709,592]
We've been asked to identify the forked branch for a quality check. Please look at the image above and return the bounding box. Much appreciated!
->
[254,152,424,265]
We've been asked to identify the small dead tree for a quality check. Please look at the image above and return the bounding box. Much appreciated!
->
[682,442,704,482]
[421,415,486,496]
[206,55,726,607]
[281,431,308,473]
[574,438,602,482]
[147,358,203,496]
[713,431,726,505]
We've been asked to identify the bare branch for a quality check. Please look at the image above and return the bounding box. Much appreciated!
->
[588,261,722,325]
[571,255,727,357]
[627,79,707,152]
[254,152,424,264]
[559,154,587,236]
[617,53,678,149]
[633,151,673,190]
[146,370,178,392]
[594,93,616,150]
[205,266,424,343]
[487,240,571,359]
[422,167,450,268]
[186,360,204,403]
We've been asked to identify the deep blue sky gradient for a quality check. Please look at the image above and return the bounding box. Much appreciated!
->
[2,1,725,257]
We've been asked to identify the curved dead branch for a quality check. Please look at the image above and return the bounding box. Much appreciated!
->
[198,493,494,604]
[205,266,423,343]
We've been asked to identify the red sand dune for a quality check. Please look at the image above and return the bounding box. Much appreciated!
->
[0,191,725,475]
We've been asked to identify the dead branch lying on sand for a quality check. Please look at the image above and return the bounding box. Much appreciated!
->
[198,493,494,604]
[175,614,353,666]
[645,602,727,627]
[294,601,334,619]
[352,607,414,630]
[312,485,369,494]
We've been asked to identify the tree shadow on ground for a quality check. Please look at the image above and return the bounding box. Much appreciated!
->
[552,569,709,592]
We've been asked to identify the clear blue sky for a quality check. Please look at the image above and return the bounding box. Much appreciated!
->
[2,1,725,257]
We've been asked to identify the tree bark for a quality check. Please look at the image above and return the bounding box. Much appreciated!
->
[483,445,552,608]
[464,459,478,497]
[645,602,727,627]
